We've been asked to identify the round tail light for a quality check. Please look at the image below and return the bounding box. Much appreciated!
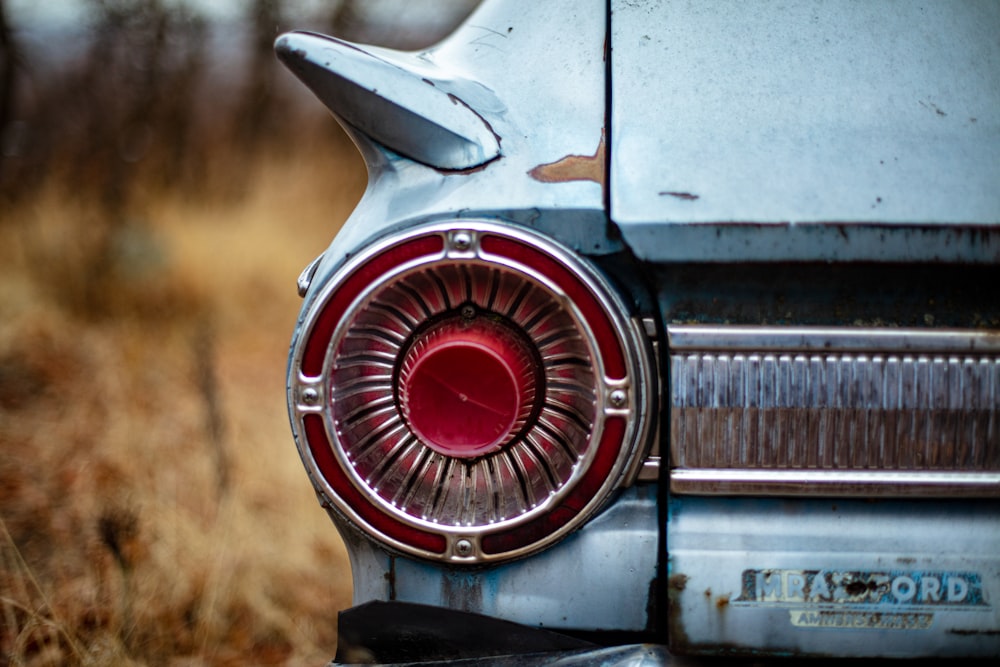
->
[288,222,653,563]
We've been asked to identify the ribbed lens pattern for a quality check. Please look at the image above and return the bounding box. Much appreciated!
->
[329,263,597,527]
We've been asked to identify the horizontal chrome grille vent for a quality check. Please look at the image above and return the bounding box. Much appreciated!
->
[668,326,1000,497]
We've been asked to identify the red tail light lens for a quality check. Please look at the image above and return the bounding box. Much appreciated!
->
[288,222,653,562]
[398,315,539,458]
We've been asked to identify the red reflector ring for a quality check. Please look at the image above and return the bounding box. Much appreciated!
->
[288,223,652,563]
[304,414,447,554]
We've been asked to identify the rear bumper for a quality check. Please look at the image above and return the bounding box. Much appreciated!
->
[333,601,671,665]
[333,642,673,667]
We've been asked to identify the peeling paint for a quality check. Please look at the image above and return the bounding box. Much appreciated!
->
[528,133,605,187]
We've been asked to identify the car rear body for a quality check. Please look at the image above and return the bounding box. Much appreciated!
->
[277,0,1000,661]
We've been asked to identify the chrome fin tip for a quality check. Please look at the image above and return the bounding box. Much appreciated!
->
[274,31,501,171]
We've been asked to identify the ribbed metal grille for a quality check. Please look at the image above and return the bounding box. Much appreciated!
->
[668,326,1000,496]
[672,352,1000,470]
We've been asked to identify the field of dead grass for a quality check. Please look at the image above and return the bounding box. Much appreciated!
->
[0,131,368,666]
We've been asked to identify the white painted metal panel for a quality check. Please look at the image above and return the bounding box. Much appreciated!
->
[610,0,1000,262]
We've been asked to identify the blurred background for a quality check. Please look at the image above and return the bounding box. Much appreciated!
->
[0,1,477,664]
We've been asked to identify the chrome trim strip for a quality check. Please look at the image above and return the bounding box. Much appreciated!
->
[671,469,1000,498]
[636,457,660,482]
[668,325,1000,354]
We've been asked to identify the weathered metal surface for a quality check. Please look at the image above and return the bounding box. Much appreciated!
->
[343,485,659,633]
[277,0,1000,659]
[610,0,1000,262]
[668,496,1000,657]
[277,0,661,641]
[278,0,617,268]
[668,325,1000,496]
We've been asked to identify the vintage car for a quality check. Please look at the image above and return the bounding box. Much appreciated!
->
[276,0,1000,662]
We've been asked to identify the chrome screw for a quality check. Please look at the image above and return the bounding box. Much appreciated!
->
[455,539,473,557]
[451,231,472,251]
[609,389,627,408]
[301,388,320,406]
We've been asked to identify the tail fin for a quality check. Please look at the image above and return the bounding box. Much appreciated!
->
[274,31,501,171]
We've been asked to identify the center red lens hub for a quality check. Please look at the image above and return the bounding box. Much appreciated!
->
[398,314,537,458]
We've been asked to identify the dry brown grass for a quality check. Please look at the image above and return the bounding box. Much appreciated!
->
[0,130,368,666]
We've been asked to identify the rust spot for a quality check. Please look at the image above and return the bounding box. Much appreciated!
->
[668,573,689,592]
[703,588,712,598]
[844,579,877,597]
[667,574,690,652]
[715,594,731,609]
[659,191,700,201]
[385,555,397,600]
[528,133,605,188]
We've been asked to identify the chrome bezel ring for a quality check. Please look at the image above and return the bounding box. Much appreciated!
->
[288,221,654,563]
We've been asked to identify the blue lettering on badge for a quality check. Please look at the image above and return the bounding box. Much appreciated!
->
[733,569,989,628]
